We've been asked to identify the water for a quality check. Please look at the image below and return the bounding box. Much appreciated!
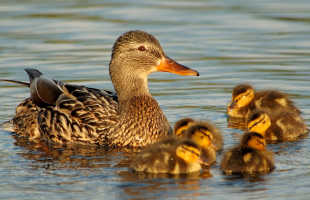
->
[1,0,310,199]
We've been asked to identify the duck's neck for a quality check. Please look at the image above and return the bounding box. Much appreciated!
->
[110,63,151,109]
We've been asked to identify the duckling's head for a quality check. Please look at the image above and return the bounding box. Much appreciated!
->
[241,132,266,151]
[247,111,271,136]
[227,84,255,116]
[173,118,195,136]
[176,141,201,164]
[186,124,216,150]
[109,30,199,100]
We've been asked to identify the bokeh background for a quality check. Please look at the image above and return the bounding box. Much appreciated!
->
[0,0,310,199]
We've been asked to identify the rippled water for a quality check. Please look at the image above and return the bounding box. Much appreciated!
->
[1,0,310,199]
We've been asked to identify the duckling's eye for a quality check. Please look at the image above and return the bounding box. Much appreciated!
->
[138,45,146,51]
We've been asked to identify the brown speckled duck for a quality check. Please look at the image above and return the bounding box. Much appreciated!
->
[130,140,204,174]
[220,131,275,175]
[227,83,300,120]
[247,110,308,143]
[2,30,199,148]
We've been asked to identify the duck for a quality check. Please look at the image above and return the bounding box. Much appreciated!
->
[227,83,300,120]
[2,30,199,148]
[247,110,308,143]
[220,131,275,175]
[129,140,205,174]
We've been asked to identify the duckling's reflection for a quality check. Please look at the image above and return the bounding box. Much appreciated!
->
[117,169,211,200]
[227,116,247,130]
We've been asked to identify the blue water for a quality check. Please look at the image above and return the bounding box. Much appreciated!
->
[0,0,310,199]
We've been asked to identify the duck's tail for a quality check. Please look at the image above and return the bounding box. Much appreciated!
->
[1,120,14,132]
[0,79,30,87]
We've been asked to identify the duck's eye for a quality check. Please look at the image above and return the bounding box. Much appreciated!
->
[138,45,146,51]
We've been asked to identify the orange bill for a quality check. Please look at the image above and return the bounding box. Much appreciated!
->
[156,57,199,76]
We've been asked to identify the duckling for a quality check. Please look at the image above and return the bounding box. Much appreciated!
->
[220,132,275,175]
[227,84,300,120]
[184,124,218,165]
[1,30,199,148]
[173,119,223,165]
[174,118,223,151]
[130,140,204,174]
[247,110,308,143]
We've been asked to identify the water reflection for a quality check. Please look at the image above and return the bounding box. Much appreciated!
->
[12,133,114,170]
[117,170,211,200]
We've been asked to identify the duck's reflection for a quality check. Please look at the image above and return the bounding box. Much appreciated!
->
[12,133,120,170]
[227,116,247,130]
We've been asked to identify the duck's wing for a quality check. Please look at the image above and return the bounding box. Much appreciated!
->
[10,69,119,145]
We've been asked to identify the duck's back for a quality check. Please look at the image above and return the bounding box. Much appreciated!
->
[266,111,308,142]
[221,147,275,175]
[254,90,300,115]
[13,83,119,145]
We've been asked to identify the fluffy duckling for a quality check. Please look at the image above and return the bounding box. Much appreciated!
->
[174,118,223,151]
[130,140,204,174]
[247,110,308,143]
[220,132,275,175]
[227,84,300,119]
[173,119,223,165]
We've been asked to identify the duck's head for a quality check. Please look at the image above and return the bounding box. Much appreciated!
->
[173,118,195,136]
[227,84,255,116]
[109,30,199,101]
[241,132,266,151]
[247,111,271,136]
[186,124,216,150]
[176,141,201,164]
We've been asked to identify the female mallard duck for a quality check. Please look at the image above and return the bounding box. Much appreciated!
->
[3,30,199,148]
[227,83,300,119]
[129,140,204,174]
[247,110,308,143]
[220,131,275,175]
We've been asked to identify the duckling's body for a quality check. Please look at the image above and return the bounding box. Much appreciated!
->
[248,110,308,143]
[221,132,275,175]
[3,30,199,148]
[130,140,202,174]
[227,84,300,120]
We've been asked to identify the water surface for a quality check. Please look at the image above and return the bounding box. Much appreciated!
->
[0,0,310,199]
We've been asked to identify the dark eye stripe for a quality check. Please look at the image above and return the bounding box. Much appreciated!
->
[248,117,265,130]
[198,129,212,140]
[182,146,200,157]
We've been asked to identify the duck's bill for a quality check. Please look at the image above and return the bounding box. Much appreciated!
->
[199,159,210,167]
[156,57,199,76]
